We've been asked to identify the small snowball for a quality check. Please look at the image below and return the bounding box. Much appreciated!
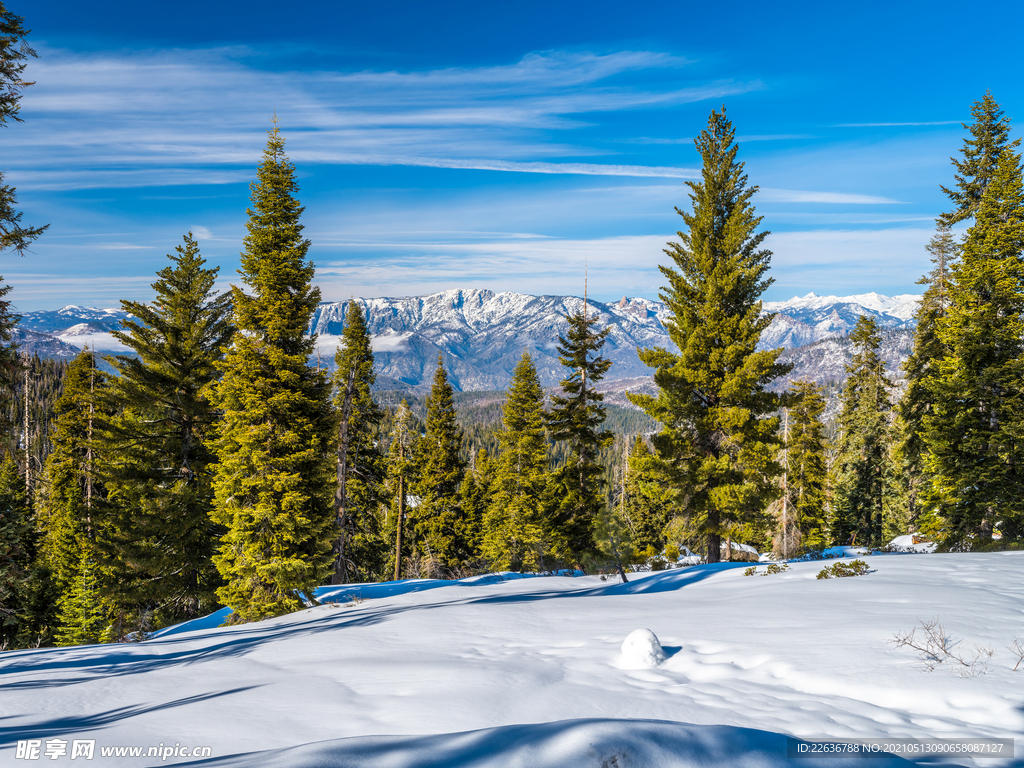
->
[620,628,667,669]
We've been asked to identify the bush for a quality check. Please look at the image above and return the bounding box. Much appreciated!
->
[742,563,789,577]
[816,559,870,580]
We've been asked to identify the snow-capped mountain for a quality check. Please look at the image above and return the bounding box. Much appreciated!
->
[13,290,921,392]
[759,292,920,348]
[310,289,921,391]
[309,290,672,390]
[19,306,132,335]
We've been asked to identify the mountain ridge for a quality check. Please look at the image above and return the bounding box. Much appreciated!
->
[14,288,922,393]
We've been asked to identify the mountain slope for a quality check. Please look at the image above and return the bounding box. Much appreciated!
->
[310,288,921,391]
[13,290,921,393]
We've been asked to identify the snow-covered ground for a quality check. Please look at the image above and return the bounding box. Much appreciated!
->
[2,552,1022,767]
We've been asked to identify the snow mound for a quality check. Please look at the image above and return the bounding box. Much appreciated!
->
[180,718,916,768]
[889,535,938,553]
[620,628,666,668]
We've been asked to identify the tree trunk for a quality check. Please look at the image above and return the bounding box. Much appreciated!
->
[706,531,721,563]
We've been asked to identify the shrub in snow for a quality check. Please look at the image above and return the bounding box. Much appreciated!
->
[743,563,789,577]
[816,559,870,579]
[889,618,994,677]
[620,629,666,668]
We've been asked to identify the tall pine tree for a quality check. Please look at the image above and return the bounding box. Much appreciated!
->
[411,354,468,573]
[482,353,547,572]
[940,92,1014,227]
[898,225,957,535]
[384,400,415,581]
[0,453,33,647]
[211,123,335,622]
[332,300,386,583]
[544,296,613,566]
[0,3,48,255]
[97,234,233,628]
[41,348,106,641]
[630,108,789,563]
[924,143,1024,547]
[831,317,894,547]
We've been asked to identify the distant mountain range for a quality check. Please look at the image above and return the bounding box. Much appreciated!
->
[14,289,922,393]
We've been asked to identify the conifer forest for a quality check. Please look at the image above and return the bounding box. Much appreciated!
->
[2,3,1023,653]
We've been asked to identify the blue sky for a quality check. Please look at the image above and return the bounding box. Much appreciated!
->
[8,0,1023,310]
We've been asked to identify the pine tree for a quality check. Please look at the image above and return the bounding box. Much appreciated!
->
[384,400,414,580]
[411,354,468,573]
[924,144,1024,547]
[630,108,790,563]
[620,436,670,557]
[457,447,491,564]
[898,225,957,535]
[940,92,1014,227]
[211,124,335,622]
[332,300,386,583]
[831,317,894,547]
[594,501,633,582]
[482,353,547,572]
[97,234,232,628]
[0,453,33,647]
[544,297,613,566]
[0,3,48,255]
[41,349,105,600]
[54,547,105,647]
[783,381,828,552]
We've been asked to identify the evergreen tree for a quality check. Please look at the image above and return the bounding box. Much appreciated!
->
[384,400,414,580]
[594,500,633,583]
[332,300,386,583]
[831,317,894,547]
[457,447,491,563]
[544,298,613,565]
[0,3,47,255]
[620,436,670,557]
[630,108,789,563]
[923,144,1024,547]
[783,381,828,552]
[53,547,105,647]
[0,453,32,647]
[411,354,468,573]
[211,124,335,622]
[7,356,69,494]
[482,353,547,572]
[940,92,1014,227]
[898,225,957,534]
[97,234,233,628]
[41,349,104,600]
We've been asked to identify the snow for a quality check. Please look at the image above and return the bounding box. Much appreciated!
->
[3,553,1023,767]
[889,535,939,553]
[54,326,133,354]
[619,628,667,669]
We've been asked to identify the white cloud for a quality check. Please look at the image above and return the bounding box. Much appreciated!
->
[16,46,755,189]
[835,121,960,127]
[758,188,904,204]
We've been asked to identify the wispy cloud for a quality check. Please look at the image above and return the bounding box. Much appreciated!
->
[17,46,755,190]
[758,188,904,204]
[835,121,961,127]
